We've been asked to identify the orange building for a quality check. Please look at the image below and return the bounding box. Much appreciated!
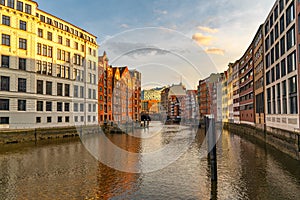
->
[98,52,113,124]
[98,53,141,126]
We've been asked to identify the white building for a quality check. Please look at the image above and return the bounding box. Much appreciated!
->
[0,0,98,129]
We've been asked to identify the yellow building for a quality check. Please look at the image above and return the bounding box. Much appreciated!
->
[0,0,98,129]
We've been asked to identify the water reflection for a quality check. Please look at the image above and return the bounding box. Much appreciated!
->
[0,126,299,199]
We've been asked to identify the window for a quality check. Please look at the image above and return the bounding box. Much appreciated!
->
[276,64,280,80]
[93,104,96,112]
[17,1,23,11]
[38,28,43,37]
[47,32,52,41]
[40,45,46,56]
[37,43,42,55]
[37,80,43,94]
[274,5,279,20]
[275,24,279,40]
[88,89,92,99]
[271,67,275,83]
[93,89,96,99]
[58,36,62,44]
[66,39,70,47]
[19,38,27,50]
[80,86,84,98]
[282,80,287,114]
[1,55,9,68]
[0,0,5,5]
[46,81,52,95]
[18,78,26,92]
[47,117,52,123]
[65,103,70,112]
[74,85,79,97]
[36,60,42,73]
[74,103,78,112]
[0,99,9,110]
[57,83,63,96]
[46,17,52,25]
[289,76,298,114]
[0,76,10,91]
[81,116,84,122]
[275,43,279,60]
[81,44,84,52]
[2,34,10,46]
[272,86,276,114]
[7,0,14,8]
[48,46,53,58]
[286,2,295,26]
[279,0,284,13]
[42,61,47,74]
[57,102,63,112]
[18,58,26,70]
[0,117,9,125]
[18,100,26,111]
[270,30,274,45]
[36,117,41,123]
[74,42,78,50]
[2,15,10,26]
[40,15,45,22]
[281,59,286,77]
[65,84,70,96]
[25,4,31,14]
[37,101,43,111]
[80,103,84,112]
[270,14,273,27]
[46,102,52,111]
[58,116,62,123]
[280,15,285,34]
[286,26,295,50]
[74,116,78,122]
[20,20,26,31]
[74,54,81,65]
[65,116,70,123]
[280,36,285,56]
[298,14,300,34]
[287,51,296,73]
[271,48,274,64]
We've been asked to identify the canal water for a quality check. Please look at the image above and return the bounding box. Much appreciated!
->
[0,122,299,200]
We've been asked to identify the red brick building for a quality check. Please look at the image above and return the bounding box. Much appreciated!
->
[239,43,255,125]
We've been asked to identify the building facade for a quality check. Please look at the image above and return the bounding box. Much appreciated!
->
[239,44,255,125]
[253,25,265,127]
[98,53,141,126]
[232,61,240,124]
[264,0,299,131]
[0,0,98,129]
[222,71,228,122]
[98,52,113,124]
[197,73,222,120]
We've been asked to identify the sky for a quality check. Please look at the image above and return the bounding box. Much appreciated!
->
[37,0,275,89]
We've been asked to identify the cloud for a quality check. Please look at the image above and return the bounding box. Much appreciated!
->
[205,48,225,55]
[120,24,129,28]
[154,9,168,15]
[192,33,213,46]
[197,26,218,33]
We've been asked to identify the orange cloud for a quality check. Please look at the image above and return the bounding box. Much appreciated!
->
[205,48,225,55]
[192,33,213,46]
[197,26,218,33]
